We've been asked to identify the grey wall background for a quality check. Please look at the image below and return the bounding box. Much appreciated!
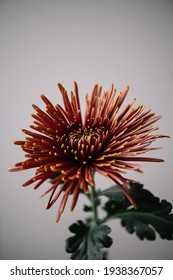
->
[0,0,173,260]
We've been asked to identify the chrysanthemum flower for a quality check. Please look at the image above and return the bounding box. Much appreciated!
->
[9,82,167,221]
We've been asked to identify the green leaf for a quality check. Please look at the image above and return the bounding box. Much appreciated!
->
[66,220,113,260]
[83,205,92,212]
[98,185,130,202]
[99,182,155,205]
[102,182,173,240]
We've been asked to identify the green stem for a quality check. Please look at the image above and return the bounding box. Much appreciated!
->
[90,187,98,224]
[102,210,172,224]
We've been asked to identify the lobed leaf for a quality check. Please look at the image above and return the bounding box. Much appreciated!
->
[66,220,113,259]
[102,182,173,240]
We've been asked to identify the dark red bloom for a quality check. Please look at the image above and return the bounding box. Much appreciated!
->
[9,82,167,221]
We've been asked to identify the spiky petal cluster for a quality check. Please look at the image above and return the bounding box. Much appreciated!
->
[9,82,167,221]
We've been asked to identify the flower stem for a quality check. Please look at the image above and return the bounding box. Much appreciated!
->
[90,187,98,224]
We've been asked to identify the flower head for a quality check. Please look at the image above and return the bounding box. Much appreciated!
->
[9,82,167,221]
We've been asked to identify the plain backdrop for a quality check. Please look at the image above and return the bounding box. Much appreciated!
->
[0,0,173,260]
